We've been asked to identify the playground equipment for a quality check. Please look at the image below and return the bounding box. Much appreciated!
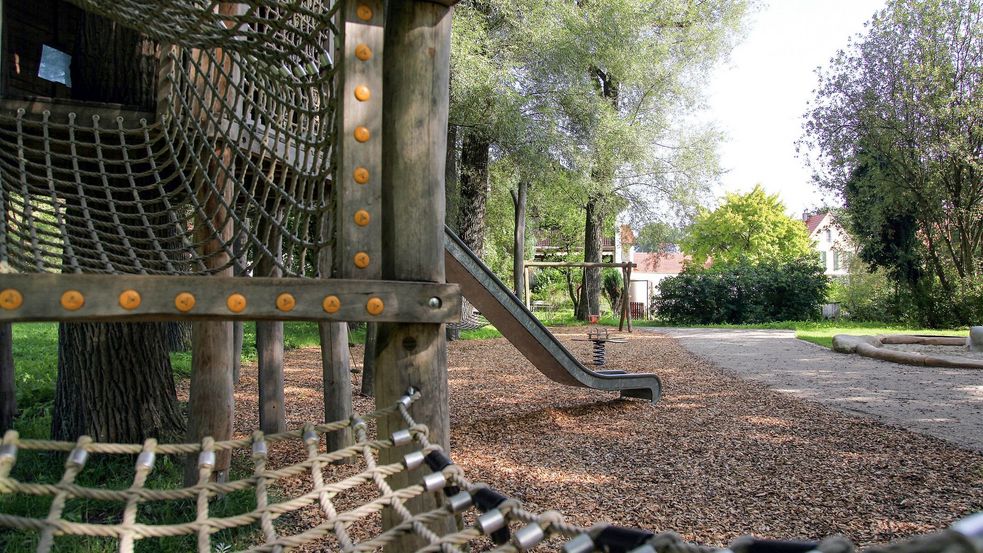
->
[445,228,661,402]
[573,323,626,369]
[0,1,979,552]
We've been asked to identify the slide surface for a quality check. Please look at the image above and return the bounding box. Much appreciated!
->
[444,227,661,403]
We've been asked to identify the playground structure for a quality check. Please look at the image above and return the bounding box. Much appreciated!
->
[522,260,637,332]
[0,1,980,552]
[832,334,983,370]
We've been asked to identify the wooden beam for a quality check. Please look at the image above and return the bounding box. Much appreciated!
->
[320,320,352,460]
[0,274,461,323]
[375,1,455,550]
[337,0,384,280]
[256,215,285,434]
[524,261,637,269]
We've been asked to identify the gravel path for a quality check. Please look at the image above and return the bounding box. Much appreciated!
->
[653,328,983,452]
[221,328,983,549]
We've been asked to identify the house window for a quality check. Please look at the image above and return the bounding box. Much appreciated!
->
[825,229,832,242]
[833,251,841,271]
[820,251,827,269]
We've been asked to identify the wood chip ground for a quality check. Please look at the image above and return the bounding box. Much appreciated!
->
[222,328,983,549]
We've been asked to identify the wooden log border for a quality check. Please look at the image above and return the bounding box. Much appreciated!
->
[0,274,461,323]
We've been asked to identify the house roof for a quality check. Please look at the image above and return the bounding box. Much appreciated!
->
[632,251,688,274]
[804,212,829,236]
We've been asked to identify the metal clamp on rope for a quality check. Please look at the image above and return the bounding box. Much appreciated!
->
[952,512,983,553]
[595,526,655,553]
[447,491,473,513]
[67,447,89,468]
[390,429,413,447]
[303,429,319,445]
[252,439,268,459]
[136,451,156,472]
[198,450,216,469]
[424,451,461,496]
[0,443,16,462]
[563,533,597,553]
[514,523,546,550]
[422,471,447,492]
[350,417,368,432]
[477,508,507,535]
[472,488,511,545]
[403,451,425,470]
[729,537,819,553]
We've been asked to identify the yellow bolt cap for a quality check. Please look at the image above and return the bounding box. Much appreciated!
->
[366,297,384,316]
[175,292,196,313]
[354,252,371,269]
[276,293,296,312]
[353,167,370,184]
[61,290,84,311]
[354,210,371,227]
[354,126,371,143]
[322,295,341,314]
[355,44,373,61]
[227,293,247,313]
[356,4,373,21]
[0,289,23,310]
[119,289,142,310]
[354,85,371,102]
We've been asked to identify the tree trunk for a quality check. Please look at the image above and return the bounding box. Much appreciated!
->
[511,181,528,299]
[576,196,604,320]
[165,322,193,352]
[0,323,16,431]
[457,129,490,256]
[445,124,460,233]
[52,12,182,444]
[53,322,184,442]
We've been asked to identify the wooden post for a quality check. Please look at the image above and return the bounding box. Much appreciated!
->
[183,10,239,483]
[361,322,377,397]
[256,214,285,434]
[184,143,235,485]
[376,1,455,548]
[320,321,352,457]
[0,323,15,431]
[523,265,531,310]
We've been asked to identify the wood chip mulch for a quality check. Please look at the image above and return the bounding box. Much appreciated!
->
[222,327,983,548]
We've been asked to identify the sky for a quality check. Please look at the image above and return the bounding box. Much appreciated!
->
[704,0,887,217]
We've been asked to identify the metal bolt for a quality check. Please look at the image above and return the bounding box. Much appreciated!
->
[428,297,442,309]
[252,440,268,459]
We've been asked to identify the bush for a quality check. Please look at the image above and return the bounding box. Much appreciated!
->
[655,259,829,324]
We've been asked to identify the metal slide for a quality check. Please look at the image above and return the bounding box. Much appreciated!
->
[444,227,662,403]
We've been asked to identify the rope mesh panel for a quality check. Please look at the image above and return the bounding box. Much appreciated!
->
[1,395,980,553]
[0,0,341,277]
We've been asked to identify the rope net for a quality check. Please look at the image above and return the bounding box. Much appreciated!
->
[1,393,981,553]
[0,0,341,277]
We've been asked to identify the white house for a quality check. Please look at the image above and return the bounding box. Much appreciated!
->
[803,212,853,276]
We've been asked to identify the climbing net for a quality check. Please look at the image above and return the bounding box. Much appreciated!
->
[1,392,981,553]
[0,0,341,277]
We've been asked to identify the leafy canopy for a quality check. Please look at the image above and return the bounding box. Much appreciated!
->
[681,185,814,268]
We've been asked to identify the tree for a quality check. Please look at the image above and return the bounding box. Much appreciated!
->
[681,185,814,268]
[449,0,750,319]
[52,12,184,443]
[800,0,982,323]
